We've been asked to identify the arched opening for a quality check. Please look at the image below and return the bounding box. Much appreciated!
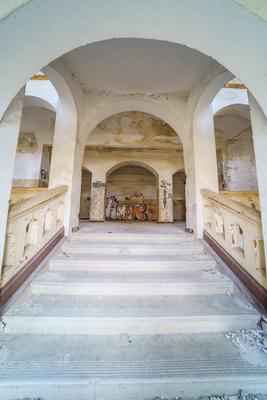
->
[81,110,184,224]
[172,170,186,222]
[214,104,258,192]
[79,168,92,220]
[106,163,158,222]
[10,73,57,205]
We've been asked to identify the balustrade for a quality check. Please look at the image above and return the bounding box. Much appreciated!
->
[201,189,266,290]
[1,185,67,289]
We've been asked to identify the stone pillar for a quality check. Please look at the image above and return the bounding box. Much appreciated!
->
[249,94,267,262]
[193,104,219,237]
[90,173,106,222]
[49,98,77,234]
[0,89,24,271]
[158,174,173,223]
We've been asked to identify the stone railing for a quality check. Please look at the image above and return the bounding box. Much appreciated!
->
[1,186,67,289]
[201,189,266,291]
[10,187,47,205]
[220,191,260,211]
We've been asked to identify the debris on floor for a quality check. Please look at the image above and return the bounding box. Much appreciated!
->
[225,328,267,367]
[149,391,267,400]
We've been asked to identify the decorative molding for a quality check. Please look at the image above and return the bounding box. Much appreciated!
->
[224,83,247,89]
[30,75,48,80]
[203,230,267,311]
[0,228,64,306]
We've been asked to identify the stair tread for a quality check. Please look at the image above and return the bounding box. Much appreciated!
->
[52,252,214,262]
[5,293,256,318]
[34,269,231,284]
[1,333,266,381]
[64,241,202,248]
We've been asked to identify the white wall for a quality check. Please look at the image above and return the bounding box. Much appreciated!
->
[13,107,55,185]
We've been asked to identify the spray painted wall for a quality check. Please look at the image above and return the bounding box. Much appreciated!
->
[13,107,55,187]
[106,165,157,221]
[215,112,258,191]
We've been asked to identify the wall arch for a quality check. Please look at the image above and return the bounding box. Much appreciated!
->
[106,160,159,180]
[0,1,267,120]
[80,99,186,146]
[23,95,56,112]
[214,103,251,119]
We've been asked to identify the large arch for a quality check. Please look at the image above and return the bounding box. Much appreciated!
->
[79,103,194,228]
[193,71,235,236]
[0,0,267,121]
[36,65,78,233]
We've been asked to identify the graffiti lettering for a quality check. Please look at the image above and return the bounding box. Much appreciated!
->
[93,181,105,188]
[106,196,147,221]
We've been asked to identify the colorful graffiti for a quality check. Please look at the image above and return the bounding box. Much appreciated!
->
[106,193,148,221]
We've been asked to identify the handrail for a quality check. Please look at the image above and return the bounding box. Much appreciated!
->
[201,189,260,224]
[201,189,266,290]
[8,185,68,221]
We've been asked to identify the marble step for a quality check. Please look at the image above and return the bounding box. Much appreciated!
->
[3,293,258,335]
[49,253,216,272]
[62,241,204,255]
[31,269,234,296]
[70,232,195,243]
[1,333,266,399]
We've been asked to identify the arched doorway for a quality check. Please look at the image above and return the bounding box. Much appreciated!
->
[79,168,92,220]
[172,170,186,221]
[106,164,158,222]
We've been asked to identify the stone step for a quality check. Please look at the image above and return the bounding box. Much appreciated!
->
[31,268,234,296]
[70,232,195,243]
[62,241,204,255]
[49,253,216,272]
[4,293,257,333]
[31,280,234,296]
[1,333,266,399]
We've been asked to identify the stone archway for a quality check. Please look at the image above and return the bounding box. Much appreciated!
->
[1,1,267,120]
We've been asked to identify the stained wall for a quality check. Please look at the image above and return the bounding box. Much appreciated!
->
[13,107,55,188]
[215,112,258,191]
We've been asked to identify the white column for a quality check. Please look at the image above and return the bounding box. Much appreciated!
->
[49,98,77,234]
[183,137,196,232]
[158,173,173,223]
[249,94,267,262]
[193,104,219,237]
[0,89,24,271]
[89,173,106,222]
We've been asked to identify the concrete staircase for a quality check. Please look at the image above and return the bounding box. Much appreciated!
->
[0,222,266,400]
